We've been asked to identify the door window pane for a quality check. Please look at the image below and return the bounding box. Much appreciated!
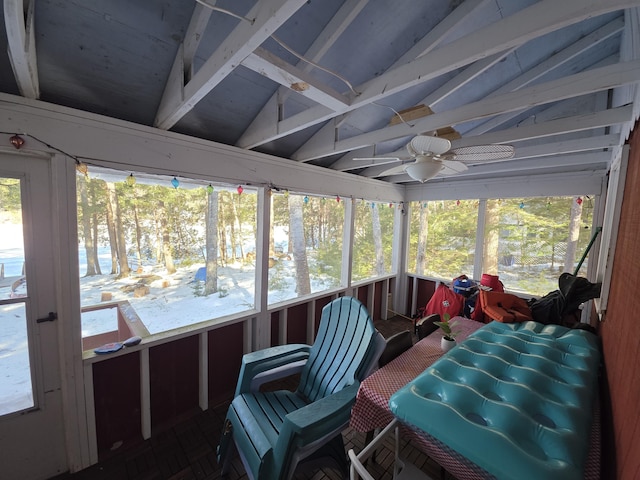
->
[0,304,33,415]
[0,177,34,415]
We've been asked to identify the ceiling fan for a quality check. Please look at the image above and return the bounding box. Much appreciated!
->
[360,135,515,183]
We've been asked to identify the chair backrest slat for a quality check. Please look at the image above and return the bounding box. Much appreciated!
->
[298,297,377,402]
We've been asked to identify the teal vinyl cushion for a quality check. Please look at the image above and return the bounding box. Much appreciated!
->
[389,321,600,480]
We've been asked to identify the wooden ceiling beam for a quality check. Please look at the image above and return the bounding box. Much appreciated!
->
[356,108,631,179]
[295,60,640,160]
[182,2,214,82]
[239,0,639,150]
[239,0,369,139]
[154,0,307,130]
[466,16,625,135]
[3,0,39,99]
[241,48,350,111]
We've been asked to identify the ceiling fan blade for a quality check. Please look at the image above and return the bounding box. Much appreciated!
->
[448,144,515,162]
[377,164,408,177]
[351,156,402,162]
[408,135,452,156]
[440,160,469,176]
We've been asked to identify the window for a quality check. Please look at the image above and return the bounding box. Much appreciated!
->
[0,177,33,415]
[484,196,595,296]
[407,200,478,279]
[77,170,257,346]
[268,193,344,304]
[352,200,396,282]
[407,196,596,296]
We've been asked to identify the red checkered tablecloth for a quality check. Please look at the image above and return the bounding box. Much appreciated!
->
[350,316,482,433]
[349,316,601,480]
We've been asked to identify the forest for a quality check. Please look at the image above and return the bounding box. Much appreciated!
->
[75,173,395,306]
[408,196,593,295]
[0,171,592,333]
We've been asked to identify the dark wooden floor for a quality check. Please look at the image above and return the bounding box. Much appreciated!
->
[53,315,454,480]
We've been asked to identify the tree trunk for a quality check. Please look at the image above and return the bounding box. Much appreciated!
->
[88,179,103,275]
[133,202,143,273]
[106,183,130,278]
[416,204,428,275]
[564,197,583,273]
[483,199,500,275]
[158,199,176,274]
[234,197,245,261]
[204,191,219,295]
[91,212,102,275]
[78,178,98,276]
[104,183,118,274]
[219,220,228,266]
[289,195,311,295]
[372,205,385,275]
[229,199,237,261]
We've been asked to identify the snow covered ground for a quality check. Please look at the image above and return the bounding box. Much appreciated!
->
[0,220,335,415]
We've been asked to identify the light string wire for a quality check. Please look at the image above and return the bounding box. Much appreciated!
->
[195,1,417,129]
[195,0,360,96]
[0,131,82,164]
[0,132,395,203]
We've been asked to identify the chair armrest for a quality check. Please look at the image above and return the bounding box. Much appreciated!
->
[276,383,360,454]
[235,344,311,396]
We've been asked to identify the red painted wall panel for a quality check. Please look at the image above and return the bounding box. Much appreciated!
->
[93,352,141,457]
[208,322,244,407]
[271,311,279,346]
[149,336,199,429]
[314,295,332,333]
[600,120,640,479]
[287,303,308,344]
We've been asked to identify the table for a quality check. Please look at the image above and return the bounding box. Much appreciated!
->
[350,316,482,433]
[349,317,601,480]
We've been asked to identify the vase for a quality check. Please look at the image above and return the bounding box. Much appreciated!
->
[441,337,456,353]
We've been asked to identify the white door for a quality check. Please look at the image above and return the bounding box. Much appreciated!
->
[0,153,67,479]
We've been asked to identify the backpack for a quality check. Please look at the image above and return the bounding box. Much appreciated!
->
[424,284,465,319]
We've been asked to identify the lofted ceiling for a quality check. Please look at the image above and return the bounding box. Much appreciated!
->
[1,0,640,186]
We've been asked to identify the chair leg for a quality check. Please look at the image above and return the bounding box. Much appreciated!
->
[363,428,381,464]
[296,434,349,479]
[217,418,235,475]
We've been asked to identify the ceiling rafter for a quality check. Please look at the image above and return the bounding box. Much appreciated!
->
[332,132,620,173]
[331,41,622,173]
[238,0,638,150]
[391,150,611,183]
[241,0,370,136]
[450,105,633,147]
[357,106,632,179]
[154,0,308,130]
[3,0,39,99]
[240,48,350,111]
[294,59,640,161]
[466,16,625,136]
[315,48,515,165]
[333,0,491,130]
[182,2,213,82]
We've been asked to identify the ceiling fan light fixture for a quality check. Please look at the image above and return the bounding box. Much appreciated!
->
[405,161,443,183]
